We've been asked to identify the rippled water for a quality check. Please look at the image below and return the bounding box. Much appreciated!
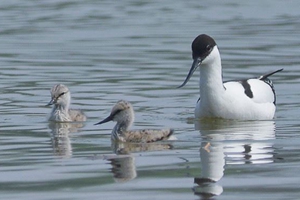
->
[1,1,300,199]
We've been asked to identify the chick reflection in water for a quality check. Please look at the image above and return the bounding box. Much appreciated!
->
[48,122,74,158]
[107,154,137,183]
[47,84,86,122]
[105,138,172,183]
[95,100,174,143]
[48,118,86,158]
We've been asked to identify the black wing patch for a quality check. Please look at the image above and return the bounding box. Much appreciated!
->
[240,80,253,98]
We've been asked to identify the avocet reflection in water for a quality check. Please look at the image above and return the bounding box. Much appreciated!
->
[193,119,276,198]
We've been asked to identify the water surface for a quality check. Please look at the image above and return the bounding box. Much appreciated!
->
[1,0,300,199]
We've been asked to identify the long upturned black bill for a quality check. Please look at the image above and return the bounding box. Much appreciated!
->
[177,58,201,88]
[94,115,113,125]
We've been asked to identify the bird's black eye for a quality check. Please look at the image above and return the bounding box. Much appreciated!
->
[206,45,212,51]
[114,109,122,115]
[111,109,122,117]
[58,92,65,97]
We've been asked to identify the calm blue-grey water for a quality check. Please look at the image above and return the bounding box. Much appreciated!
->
[1,0,300,199]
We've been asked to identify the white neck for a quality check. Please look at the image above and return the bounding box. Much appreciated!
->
[199,47,225,99]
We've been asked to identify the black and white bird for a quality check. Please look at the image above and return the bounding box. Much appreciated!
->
[178,34,282,120]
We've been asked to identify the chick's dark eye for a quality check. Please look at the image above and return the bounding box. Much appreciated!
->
[59,92,65,97]
[114,109,122,115]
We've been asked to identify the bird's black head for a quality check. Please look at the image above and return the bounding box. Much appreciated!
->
[177,34,218,89]
[192,34,216,60]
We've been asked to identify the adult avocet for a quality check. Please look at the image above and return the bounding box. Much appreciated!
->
[178,34,282,120]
